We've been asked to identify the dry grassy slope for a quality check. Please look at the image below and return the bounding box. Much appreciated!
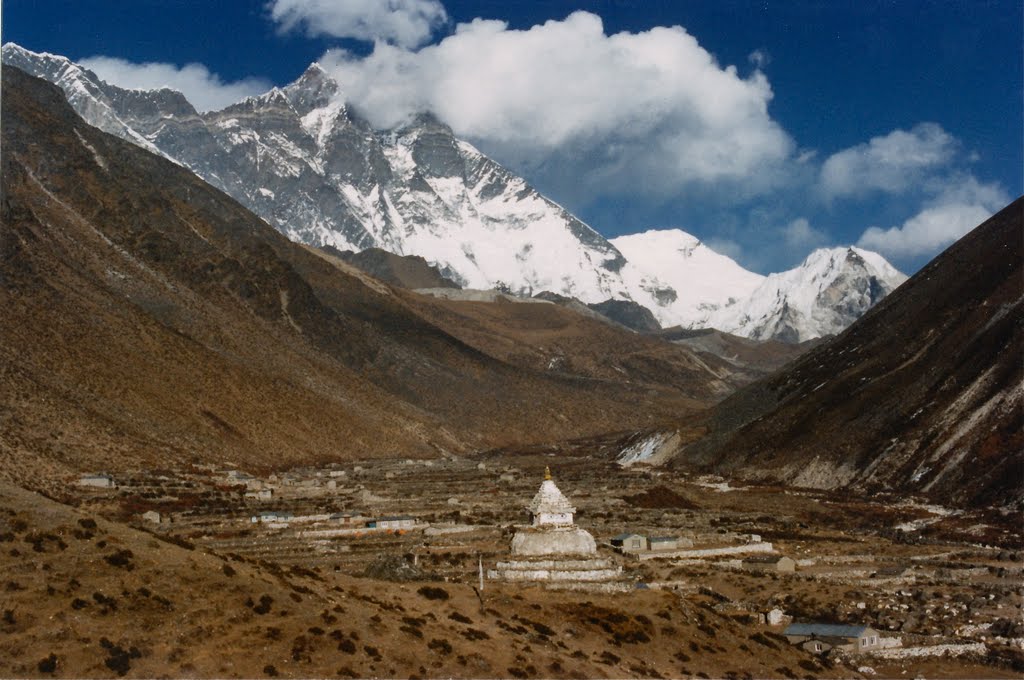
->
[0,481,851,679]
[655,327,824,382]
[395,291,743,399]
[673,198,1024,508]
[0,66,720,487]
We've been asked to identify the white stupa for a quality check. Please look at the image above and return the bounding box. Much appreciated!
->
[510,467,597,556]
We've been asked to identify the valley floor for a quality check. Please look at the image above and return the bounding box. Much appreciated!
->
[1,454,1021,679]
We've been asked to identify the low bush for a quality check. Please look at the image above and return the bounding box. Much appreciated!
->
[37,654,57,674]
[427,638,452,655]
[417,586,449,601]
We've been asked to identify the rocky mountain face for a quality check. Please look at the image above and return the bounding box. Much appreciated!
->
[669,198,1023,508]
[3,43,905,342]
[705,246,908,343]
[324,247,460,290]
[0,65,735,486]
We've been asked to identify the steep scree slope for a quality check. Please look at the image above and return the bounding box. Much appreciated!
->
[672,198,1023,508]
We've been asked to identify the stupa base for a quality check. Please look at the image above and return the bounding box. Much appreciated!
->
[510,526,597,556]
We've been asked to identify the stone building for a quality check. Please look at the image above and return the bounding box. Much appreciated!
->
[742,554,796,573]
[649,536,685,551]
[78,473,115,488]
[612,533,690,554]
[611,533,648,552]
[368,516,416,530]
[783,623,884,654]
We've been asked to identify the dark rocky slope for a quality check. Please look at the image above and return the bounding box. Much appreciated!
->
[672,198,1023,508]
[325,246,460,289]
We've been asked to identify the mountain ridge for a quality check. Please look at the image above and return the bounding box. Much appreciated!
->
[1,64,728,489]
[3,42,905,343]
[667,197,1023,508]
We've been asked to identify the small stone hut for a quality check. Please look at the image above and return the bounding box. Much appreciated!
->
[368,516,416,530]
[783,623,883,654]
[78,474,115,489]
[742,554,796,573]
[649,536,684,551]
[611,533,648,552]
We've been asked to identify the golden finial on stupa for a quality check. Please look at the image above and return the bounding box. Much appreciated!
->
[544,466,552,481]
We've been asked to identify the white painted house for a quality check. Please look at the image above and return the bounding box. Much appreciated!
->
[368,516,416,530]
[78,474,115,488]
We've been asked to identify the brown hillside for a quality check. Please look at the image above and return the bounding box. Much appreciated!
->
[0,66,722,488]
[397,291,748,399]
[672,197,1024,508]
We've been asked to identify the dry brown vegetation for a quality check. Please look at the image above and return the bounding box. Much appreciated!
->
[0,65,732,491]
[1,455,1021,679]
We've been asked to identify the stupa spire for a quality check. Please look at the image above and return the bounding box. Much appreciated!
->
[544,466,552,481]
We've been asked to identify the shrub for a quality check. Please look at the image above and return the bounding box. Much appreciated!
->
[529,620,555,637]
[263,665,278,677]
[253,595,273,615]
[750,632,778,649]
[93,592,118,612]
[104,549,135,570]
[427,639,452,655]
[99,639,140,677]
[337,639,356,654]
[37,654,57,674]
[417,586,449,601]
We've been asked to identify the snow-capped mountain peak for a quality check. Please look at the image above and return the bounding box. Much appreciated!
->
[4,42,907,342]
[1,42,172,159]
[611,229,766,328]
[706,245,909,342]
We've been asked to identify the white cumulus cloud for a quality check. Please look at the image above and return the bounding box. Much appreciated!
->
[820,122,957,198]
[857,177,1008,258]
[79,56,271,112]
[704,238,744,262]
[782,217,828,249]
[269,0,448,48]
[748,49,770,69]
[319,11,793,197]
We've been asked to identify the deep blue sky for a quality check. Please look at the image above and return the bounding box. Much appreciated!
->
[4,0,1021,274]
